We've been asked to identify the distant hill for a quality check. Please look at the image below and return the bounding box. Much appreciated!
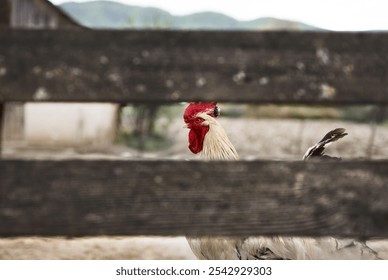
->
[59,0,323,30]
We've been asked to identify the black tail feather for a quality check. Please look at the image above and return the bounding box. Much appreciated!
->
[303,128,347,160]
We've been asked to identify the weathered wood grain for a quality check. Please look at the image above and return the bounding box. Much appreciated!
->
[0,102,4,155]
[1,30,388,104]
[1,159,387,237]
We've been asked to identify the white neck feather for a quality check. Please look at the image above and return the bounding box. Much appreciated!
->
[197,113,239,161]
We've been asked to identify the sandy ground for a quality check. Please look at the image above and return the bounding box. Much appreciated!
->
[2,118,388,259]
[0,237,196,260]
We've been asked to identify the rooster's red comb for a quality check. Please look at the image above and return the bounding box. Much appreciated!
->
[184,102,218,122]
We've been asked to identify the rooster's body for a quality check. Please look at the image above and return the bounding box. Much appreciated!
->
[183,102,381,260]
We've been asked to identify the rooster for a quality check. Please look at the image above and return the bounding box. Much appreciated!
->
[183,102,381,260]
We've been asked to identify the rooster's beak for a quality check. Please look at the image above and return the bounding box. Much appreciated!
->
[183,124,189,129]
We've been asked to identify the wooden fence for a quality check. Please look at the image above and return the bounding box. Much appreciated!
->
[0,29,388,238]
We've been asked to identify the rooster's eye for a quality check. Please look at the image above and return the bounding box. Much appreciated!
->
[195,118,202,123]
[214,106,220,117]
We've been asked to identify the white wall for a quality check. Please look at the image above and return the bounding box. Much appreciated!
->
[24,103,118,148]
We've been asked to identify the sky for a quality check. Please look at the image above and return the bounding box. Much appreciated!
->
[49,0,388,31]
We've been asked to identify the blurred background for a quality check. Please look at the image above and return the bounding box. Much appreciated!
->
[1,0,388,260]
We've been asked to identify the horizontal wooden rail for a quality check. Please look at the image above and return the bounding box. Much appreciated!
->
[1,30,388,104]
[1,159,387,237]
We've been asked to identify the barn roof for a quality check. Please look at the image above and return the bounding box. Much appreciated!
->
[1,0,86,29]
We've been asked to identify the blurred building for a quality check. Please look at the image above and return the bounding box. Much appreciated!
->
[2,0,118,149]
[5,0,81,29]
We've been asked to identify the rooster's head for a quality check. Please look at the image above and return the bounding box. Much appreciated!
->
[183,102,220,154]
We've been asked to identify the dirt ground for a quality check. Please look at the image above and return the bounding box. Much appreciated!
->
[2,118,388,259]
[0,237,196,260]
